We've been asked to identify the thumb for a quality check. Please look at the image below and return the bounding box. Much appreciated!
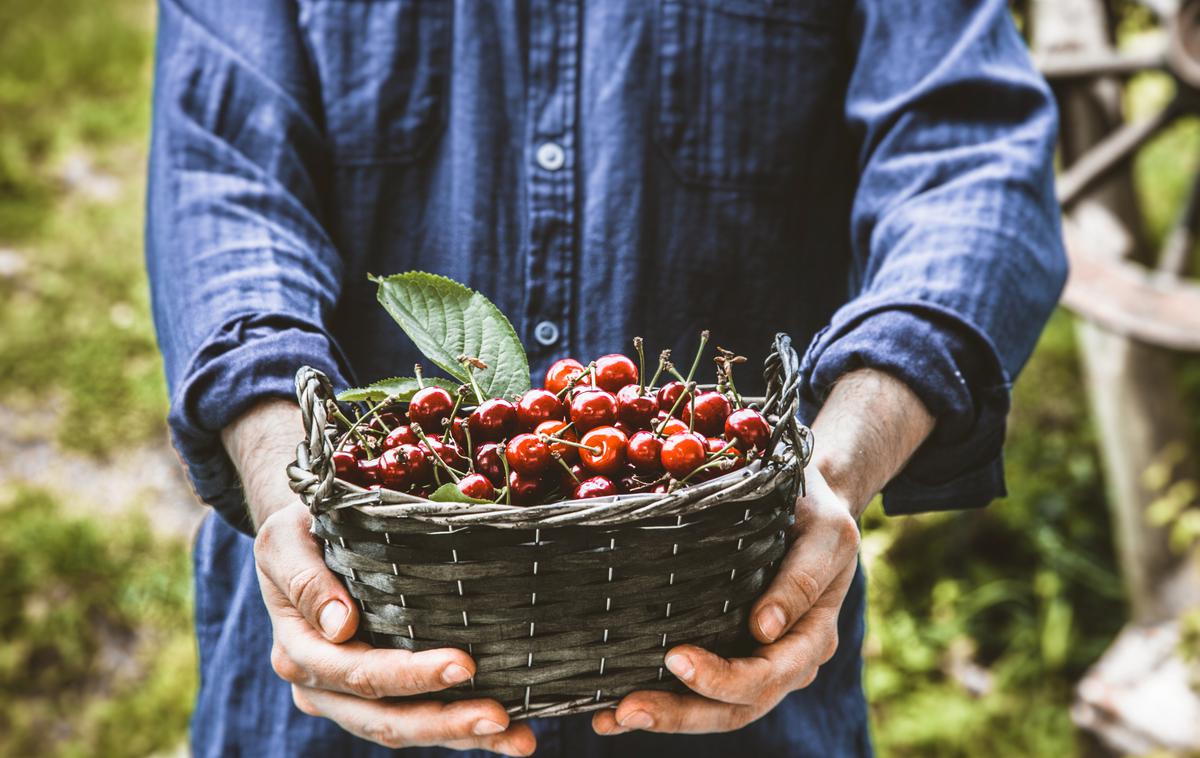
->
[254,502,360,642]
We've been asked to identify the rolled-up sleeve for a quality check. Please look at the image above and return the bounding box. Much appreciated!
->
[146,0,350,533]
[799,0,1068,515]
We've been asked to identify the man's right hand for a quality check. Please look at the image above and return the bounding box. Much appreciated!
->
[227,400,536,755]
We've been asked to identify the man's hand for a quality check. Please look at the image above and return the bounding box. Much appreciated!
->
[225,400,536,756]
[592,368,935,736]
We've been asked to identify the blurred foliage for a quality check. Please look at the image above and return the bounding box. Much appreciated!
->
[0,488,195,757]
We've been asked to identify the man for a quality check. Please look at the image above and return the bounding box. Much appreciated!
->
[146,0,1066,755]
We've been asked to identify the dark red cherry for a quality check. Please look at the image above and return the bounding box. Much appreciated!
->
[506,433,551,475]
[369,412,403,432]
[332,450,360,481]
[626,430,664,473]
[473,442,507,486]
[573,476,618,499]
[457,473,496,501]
[545,358,587,394]
[656,382,691,417]
[593,354,638,393]
[383,425,420,449]
[560,463,588,492]
[724,408,771,452]
[660,432,707,479]
[616,384,658,429]
[569,389,618,432]
[535,419,579,464]
[408,387,455,432]
[516,389,565,430]
[338,441,367,459]
[380,444,431,489]
[448,416,469,449]
[682,392,733,437]
[508,469,544,505]
[422,437,468,470]
[468,398,517,442]
[357,456,382,484]
[579,425,628,476]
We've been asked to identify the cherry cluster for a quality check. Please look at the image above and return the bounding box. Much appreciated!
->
[330,334,773,505]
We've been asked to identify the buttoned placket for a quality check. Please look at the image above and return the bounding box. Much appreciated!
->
[522,0,579,376]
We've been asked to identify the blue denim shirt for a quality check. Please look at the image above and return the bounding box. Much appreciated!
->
[146,0,1065,755]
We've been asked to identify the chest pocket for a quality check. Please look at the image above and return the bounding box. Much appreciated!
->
[655,0,843,190]
[298,0,451,166]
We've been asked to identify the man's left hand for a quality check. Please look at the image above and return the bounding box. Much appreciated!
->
[591,463,860,735]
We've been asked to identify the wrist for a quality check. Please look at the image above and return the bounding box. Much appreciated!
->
[221,398,305,531]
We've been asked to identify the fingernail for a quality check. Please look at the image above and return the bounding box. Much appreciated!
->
[665,653,694,681]
[758,604,787,641]
[619,710,654,730]
[318,601,348,638]
[473,719,506,736]
[442,663,472,685]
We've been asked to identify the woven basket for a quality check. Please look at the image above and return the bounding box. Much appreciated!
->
[288,332,813,719]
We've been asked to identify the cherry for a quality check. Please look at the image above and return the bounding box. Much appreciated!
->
[332,450,360,480]
[660,432,707,479]
[508,469,544,505]
[704,437,745,478]
[535,419,579,464]
[579,425,628,476]
[457,473,496,500]
[473,442,507,486]
[422,437,467,470]
[593,354,638,393]
[725,408,771,452]
[383,425,420,449]
[506,433,551,475]
[369,412,403,432]
[408,386,455,432]
[626,430,664,473]
[560,463,588,492]
[468,398,517,441]
[569,389,618,432]
[339,441,367,459]
[448,416,468,449]
[357,456,382,484]
[616,384,658,429]
[657,415,689,437]
[656,381,691,417]
[380,444,431,489]
[573,476,618,499]
[545,358,587,394]
[516,389,565,430]
[682,392,733,437]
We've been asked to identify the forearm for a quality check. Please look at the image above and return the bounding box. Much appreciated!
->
[809,368,935,518]
[221,399,306,531]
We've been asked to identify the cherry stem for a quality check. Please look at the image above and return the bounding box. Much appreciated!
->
[538,433,601,456]
[634,337,646,394]
[671,455,733,491]
[498,447,512,505]
[555,364,596,399]
[646,350,670,392]
[553,453,580,484]
[442,393,464,443]
[655,381,696,436]
[684,331,710,387]
[706,438,739,460]
[336,395,396,453]
[458,359,486,405]
[414,363,425,390]
[410,424,463,483]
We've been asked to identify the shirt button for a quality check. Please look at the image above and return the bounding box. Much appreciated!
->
[535,142,565,171]
[533,321,559,346]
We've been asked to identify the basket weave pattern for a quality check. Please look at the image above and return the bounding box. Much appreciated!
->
[289,333,812,719]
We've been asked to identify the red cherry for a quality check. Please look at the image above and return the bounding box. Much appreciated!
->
[573,476,618,499]
[545,358,586,394]
[616,384,658,429]
[383,425,420,449]
[516,389,566,430]
[508,469,544,505]
[658,416,689,437]
[408,387,455,432]
[593,354,638,393]
[357,456,382,484]
[369,412,403,432]
[506,433,551,475]
[626,430,664,473]
[682,392,733,437]
[468,398,517,442]
[332,450,360,481]
[579,425,628,476]
[338,441,367,459]
[473,442,506,486]
[660,432,707,479]
[380,444,431,489]
[422,437,467,470]
[569,389,618,432]
[656,382,691,417]
[725,408,771,452]
[457,473,496,500]
[449,416,468,449]
[535,420,579,464]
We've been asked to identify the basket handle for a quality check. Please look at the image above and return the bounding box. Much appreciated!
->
[290,366,338,514]
[762,333,814,500]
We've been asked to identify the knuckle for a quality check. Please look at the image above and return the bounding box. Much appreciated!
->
[291,685,318,716]
[783,568,823,612]
[344,663,384,700]
[286,565,327,615]
[270,644,301,683]
[828,511,860,551]
[799,665,820,689]
[362,720,406,749]
[821,632,839,664]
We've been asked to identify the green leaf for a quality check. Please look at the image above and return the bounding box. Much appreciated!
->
[426,482,492,504]
[336,376,459,403]
[373,272,530,400]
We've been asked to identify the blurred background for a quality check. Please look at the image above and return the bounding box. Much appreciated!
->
[0,0,1197,755]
